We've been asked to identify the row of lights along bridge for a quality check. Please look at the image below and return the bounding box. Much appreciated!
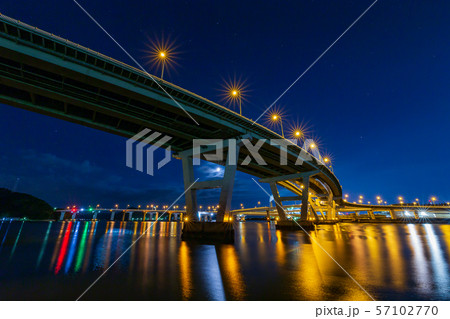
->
[147,38,331,166]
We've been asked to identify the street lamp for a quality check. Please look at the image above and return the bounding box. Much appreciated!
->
[230,89,242,115]
[146,36,178,80]
[288,122,309,141]
[159,51,167,79]
[270,113,284,137]
[220,78,247,115]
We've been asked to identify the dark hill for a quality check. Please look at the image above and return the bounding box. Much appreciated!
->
[0,188,53,219]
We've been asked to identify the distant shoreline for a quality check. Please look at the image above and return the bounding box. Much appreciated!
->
[2,218,449,226]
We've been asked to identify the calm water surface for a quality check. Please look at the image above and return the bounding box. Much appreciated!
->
[0,220,449,300]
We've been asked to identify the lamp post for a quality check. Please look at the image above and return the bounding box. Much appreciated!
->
[271,114,284,137]
[323,157,332,170]
[230,89,242,115]
[159,51,167,79]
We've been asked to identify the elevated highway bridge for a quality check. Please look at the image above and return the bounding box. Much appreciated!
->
[232,202,450,220]
[0,14,342,225]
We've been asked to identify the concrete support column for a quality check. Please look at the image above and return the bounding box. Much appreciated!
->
[143,212,147,221]
[269,182,288,221]
[331,200,337,220]
[217,142,241,222]
[368,210,375,219]
[128,212,133,221]
[93,212,98,220]
[110,212,115,221]
[390,209,398,219]
[168,213,172,222]
[71,213,77,220]
[300,177,310,221]
[122,212,126,221]
[154,212,159,221]
[181,155,198,221]
[59,211,65,221]
[309,204,319,221]
[266,209,270,221]
[180,213,184,222]
[314,198,325,220]
[327,194,336,220]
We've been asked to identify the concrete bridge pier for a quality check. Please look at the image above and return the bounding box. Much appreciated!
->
[59,211,65,221]
[93,211,98,220]
[269,182,288,221]
[216,142,241,223]
[300,176,312,222]
[309,204,319,222]
[143,211,147,221]
[181,154,199,222]
[327,195,337,220]
[71,212,77,220]
[180,142,241,242]
[313,198,326,220]
[390,209,400,219]
[259,172,319,230]
[128,212,133,221]
[110,212,115,221]
[368,210,375,220]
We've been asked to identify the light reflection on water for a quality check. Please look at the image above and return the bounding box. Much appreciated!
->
[0,221,449,300]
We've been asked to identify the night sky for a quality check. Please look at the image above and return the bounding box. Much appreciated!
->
[0,1,449,209]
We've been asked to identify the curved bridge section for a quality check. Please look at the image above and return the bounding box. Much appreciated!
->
[0,14,342,222]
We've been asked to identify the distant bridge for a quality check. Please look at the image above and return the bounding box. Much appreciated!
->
[0,14,342,225]
[232,202,450,220]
